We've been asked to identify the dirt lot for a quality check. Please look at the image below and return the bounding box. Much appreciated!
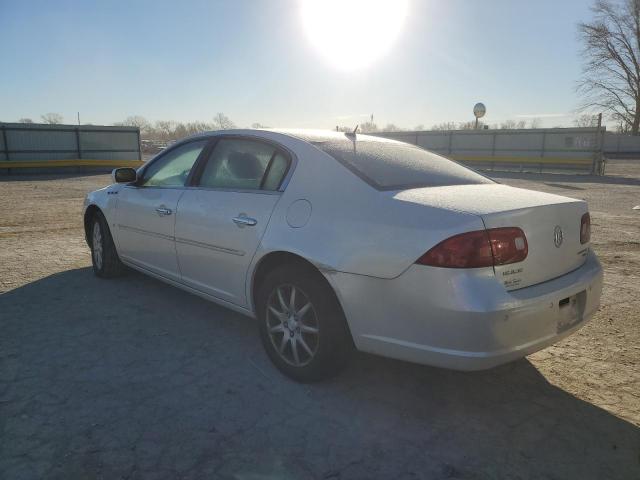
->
[1,161,639,479]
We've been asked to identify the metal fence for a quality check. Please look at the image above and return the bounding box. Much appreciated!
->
[0,122,142,172]
[603,133,640,158]
[373,127,605,174]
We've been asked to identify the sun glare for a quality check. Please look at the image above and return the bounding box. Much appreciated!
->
[300,0,409,71]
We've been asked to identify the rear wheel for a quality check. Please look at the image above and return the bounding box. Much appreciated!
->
[256,263,352,382]
[90,212,124,278]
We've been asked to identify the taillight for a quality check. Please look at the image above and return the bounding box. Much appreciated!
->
[580,212,591,244]
[487,227,528,265]
[416,227,528,268]
[416,230,493,268]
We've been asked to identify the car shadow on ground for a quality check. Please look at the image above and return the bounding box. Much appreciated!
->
[1,268,639,479]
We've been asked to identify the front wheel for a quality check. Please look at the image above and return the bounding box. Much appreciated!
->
[256,263,353,382]
[90,212,124,278]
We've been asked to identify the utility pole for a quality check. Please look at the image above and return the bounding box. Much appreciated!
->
[77,112,81,125]
[594,112,604,175]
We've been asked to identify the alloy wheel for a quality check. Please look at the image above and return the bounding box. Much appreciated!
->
[266,284,320,367]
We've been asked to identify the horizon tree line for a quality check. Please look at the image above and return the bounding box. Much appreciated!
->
[6,112,605,139]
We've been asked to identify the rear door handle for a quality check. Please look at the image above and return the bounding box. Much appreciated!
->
[155,206,172,216]
[233,215,257,227]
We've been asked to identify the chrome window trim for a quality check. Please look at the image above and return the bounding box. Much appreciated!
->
[123,184,284,196]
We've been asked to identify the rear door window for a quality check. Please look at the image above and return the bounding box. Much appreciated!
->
[197,138,290,191]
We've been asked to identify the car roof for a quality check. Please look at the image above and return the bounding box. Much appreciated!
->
[167,128,491,191]
[178,128,401,149]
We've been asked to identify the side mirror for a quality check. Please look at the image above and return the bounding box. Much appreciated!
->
[112,167,137,184]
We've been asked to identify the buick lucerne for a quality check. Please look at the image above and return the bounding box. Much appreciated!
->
[83,129,603,381]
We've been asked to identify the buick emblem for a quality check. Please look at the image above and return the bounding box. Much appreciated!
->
[554,225,563,248]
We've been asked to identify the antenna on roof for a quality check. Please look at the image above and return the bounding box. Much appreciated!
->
[343,124,359,155]
[344,124,359,139]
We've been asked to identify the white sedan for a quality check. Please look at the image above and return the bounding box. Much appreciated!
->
[83,129,603,381]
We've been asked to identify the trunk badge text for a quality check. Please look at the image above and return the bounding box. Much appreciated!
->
[554,225,564,248]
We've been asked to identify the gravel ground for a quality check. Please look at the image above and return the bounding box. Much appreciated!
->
[1,161,639,479]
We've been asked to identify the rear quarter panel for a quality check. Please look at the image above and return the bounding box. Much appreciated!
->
[252,134,486,280]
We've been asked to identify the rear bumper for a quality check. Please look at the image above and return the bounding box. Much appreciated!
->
[324,250,603,370]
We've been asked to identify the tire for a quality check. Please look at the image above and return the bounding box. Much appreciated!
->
[90,211,124,278]
[256,263,353,382]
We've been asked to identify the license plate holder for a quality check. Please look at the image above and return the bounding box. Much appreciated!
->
[557,292,584,333]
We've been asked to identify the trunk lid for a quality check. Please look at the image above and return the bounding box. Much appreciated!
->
[394,184,590,290]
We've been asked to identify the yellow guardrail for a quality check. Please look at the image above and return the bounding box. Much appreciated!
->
[452,155,593,166]
[0,159,144,168]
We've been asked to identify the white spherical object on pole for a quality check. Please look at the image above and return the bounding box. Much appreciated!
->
[473,103,486,129]
[473,103,486,118]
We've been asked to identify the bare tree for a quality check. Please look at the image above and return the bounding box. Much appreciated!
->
[574,113,599,127]
[529,118,542,129]
[578,0,640,134]
[459,120,487,130]
[413,124,425,131]
[18,118,34,123]
[117,115,151,132]
[499,119,526,129]
[212,113,235,130]
[383,123,402,132]
[154,120,179,141]
[431,122,458,131]
[41,113,63,124]
[251,122,269,128]
[616,120,632,132]
[359,121,378,133]
[185,121,212,135]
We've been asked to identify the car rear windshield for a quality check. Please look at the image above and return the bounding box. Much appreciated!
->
[311,138,493,190]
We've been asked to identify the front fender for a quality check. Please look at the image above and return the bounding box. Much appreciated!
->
[83,183,121,244]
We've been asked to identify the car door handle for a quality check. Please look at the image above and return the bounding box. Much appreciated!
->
[233,215,257,227]
[155,206,173,216]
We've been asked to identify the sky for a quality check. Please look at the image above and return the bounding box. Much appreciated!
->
[0,0,598,129]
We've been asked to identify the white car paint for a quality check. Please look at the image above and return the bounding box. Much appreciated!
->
[116,186,184,281]
[84,129,603,371]
[392,184,590,289]
[174,188,280,305]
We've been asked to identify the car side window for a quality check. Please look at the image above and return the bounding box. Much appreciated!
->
[198,138,289,191]
[262,152,289,191]
[139,140,207,187]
